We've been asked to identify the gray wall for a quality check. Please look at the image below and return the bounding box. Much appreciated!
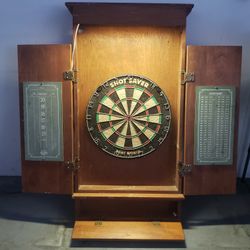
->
[0,0,249,177]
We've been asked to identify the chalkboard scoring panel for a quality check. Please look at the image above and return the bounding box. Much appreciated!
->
[23,82,63,161]
[194,86,235,165]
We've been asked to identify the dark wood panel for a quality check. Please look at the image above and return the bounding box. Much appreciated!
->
[66,3,193,27]
[75,199,181,221]
[18,44,73,194]
[184,46,242,195]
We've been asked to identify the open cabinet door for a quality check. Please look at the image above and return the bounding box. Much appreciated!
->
[183,46,242,195]
[18,44,74,194]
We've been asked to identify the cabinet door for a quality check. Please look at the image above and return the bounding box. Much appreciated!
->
[18,45,74,194]
[183,46,242,195]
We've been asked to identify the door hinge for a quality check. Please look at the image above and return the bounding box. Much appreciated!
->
[181,71,195,85]
[65,158,80,171]
[63,70,78,84]
[95,221,103,226]
[152,221,161,226]
[178,161,192,177]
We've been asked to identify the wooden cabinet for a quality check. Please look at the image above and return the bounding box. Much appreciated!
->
[18,3,242,241]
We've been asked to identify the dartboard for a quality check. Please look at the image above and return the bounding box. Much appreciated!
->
[86,75,171,158]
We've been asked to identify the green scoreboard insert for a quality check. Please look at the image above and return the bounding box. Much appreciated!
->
[86,75,171,158]
[23,82,63,161]
[194,86,236,165]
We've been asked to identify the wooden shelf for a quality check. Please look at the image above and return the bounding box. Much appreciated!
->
[75,185,183,199]
[72,220,184,241]
[73,192,184,200]
[78,185,178,193]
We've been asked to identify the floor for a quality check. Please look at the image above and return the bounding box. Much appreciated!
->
[0,177,250,250]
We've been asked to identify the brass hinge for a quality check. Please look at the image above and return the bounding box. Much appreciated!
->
[63,70,78,84]
[95,221,103,226]
[65,158,80,171]
[152,221,161,226]
[178,161,192,177]
[181,71,195,85]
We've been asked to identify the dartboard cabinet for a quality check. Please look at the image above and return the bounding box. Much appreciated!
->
[18,3,242,241]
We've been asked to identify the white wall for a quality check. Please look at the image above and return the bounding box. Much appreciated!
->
[0,0,249,177]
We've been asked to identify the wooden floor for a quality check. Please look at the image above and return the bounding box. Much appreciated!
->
[72,221,184,241]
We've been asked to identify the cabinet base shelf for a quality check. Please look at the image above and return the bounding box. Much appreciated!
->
[73,192,184,200]
[72,220,184,241]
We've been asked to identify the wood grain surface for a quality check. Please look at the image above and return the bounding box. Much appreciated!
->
[72,220,184,240]
[78,184,178,193]
[73,192,184,199]
[76,26,185,188]
[18,44,73,194]
[184,46,242,195]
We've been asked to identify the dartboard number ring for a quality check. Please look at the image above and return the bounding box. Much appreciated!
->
[86,75,171,158]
